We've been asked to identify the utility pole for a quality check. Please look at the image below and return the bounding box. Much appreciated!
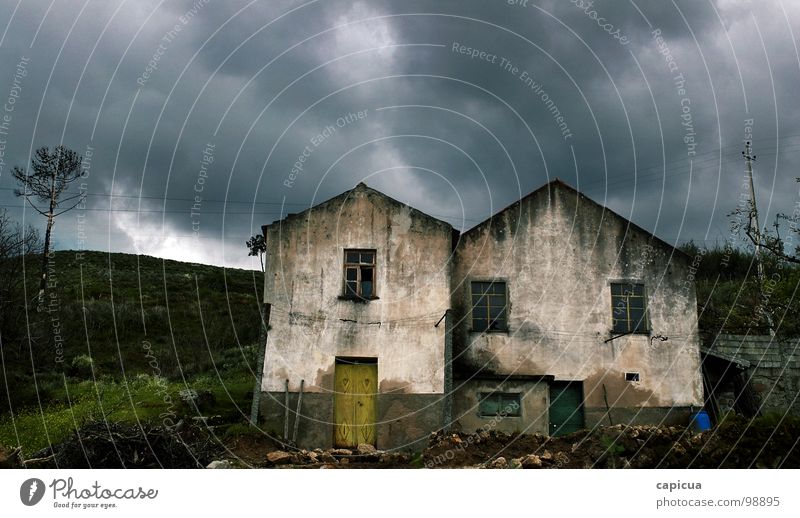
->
[742,141,775,336]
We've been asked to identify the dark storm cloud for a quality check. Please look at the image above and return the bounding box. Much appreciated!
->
[0,0,798,267]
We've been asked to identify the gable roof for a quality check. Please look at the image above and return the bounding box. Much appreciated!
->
[265,179,688,259]
[264,182,453,231]
[461,178,689,259]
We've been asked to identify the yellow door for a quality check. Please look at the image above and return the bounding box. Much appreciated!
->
[334,362,377,447]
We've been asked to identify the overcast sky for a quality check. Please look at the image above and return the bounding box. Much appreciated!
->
[0,0,798,269]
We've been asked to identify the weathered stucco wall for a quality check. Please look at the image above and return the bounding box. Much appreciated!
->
[453,378,549,435]
[259,392,443,451]
[262,183,453,395]
[452,181,703,421]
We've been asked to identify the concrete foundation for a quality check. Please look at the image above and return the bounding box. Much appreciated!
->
[260,391,443,451]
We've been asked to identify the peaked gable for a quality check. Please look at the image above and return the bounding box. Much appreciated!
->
[461,179,689,260]
[264,182,453,232]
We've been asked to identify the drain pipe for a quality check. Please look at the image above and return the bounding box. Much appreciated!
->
[443,309,453,431]
[283,379,290,440]
[292,379,305,443]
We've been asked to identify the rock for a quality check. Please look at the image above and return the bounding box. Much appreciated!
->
[0,445,22,469]
[266,451,294,465]
[521,454,542,468]
[339,457,349,464]
[319,452,337,463]
[306,452,319,463]
[508,458,522,469]
[313,448,324,454]
[554,452,570,466]
[330,448,353,456]
[356,443,377,455]
[541,450,552,461]
[178,389,216,412]
[489,457,507,469]
[206,460,232,469]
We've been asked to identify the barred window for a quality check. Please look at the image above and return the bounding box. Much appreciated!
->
[611,282,648,333]
[343,249,376,299]
[471,281,507,331]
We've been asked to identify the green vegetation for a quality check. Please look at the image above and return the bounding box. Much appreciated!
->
[0,250,263,455]
[680,241,800,337]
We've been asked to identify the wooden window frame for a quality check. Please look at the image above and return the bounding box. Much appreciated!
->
[610,281,649,334]
[469,280,509,333]
[341,249,377,301]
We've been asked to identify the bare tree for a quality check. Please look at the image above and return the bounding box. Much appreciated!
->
[0,209,42,345]
[12,146,85,308]
[731,197,800,265]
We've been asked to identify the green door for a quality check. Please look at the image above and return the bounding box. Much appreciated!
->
[334,362,377,447]
[549,381,584,436]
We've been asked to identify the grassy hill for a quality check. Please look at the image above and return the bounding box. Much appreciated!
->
[0,250,264,454]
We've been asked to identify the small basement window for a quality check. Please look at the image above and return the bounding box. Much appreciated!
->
[625,372,640,382]
[478,392,521,417]
[343,249,376,299]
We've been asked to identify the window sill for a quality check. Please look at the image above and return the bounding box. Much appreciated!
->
[338,295,380,303]
[470,328,509,334]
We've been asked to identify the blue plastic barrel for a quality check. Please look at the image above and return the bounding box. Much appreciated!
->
[691,410,712,432]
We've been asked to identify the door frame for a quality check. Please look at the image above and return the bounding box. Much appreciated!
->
[333,357,378,447]
[548,380,585,436]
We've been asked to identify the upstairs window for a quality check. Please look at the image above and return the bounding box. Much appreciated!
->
[611,282,648,334]
[343,249,376,299]
[471,281,507,332]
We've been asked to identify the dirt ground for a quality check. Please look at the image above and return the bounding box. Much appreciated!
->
[3,414,797,468]
[423,414,800,468]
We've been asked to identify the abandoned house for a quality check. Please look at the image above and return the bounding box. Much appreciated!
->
[259,180,704,450]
